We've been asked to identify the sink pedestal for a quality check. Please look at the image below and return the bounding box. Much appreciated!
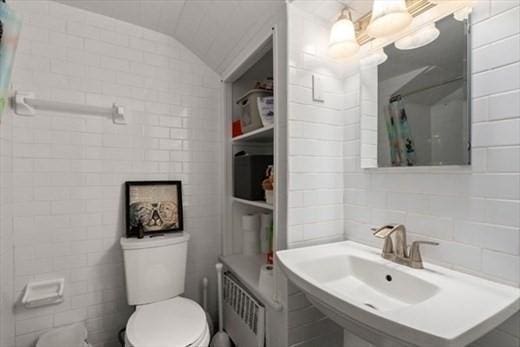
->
[308,295,409,347]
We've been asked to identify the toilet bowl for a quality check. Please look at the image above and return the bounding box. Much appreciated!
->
[124,297,210,347]
[120,233,210,347]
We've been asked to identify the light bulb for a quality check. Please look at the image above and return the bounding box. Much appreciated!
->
[367,0,413,38]
[329,8,360,59]
[395,23,440,50]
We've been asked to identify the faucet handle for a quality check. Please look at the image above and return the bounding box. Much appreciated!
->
[371,225,396,238]
[409,241,439,269]
[371,225,395,257]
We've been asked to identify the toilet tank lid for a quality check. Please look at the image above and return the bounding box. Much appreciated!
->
[120,232,190,250]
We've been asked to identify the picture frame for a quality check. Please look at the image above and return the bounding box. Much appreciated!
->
[125,181,184,237]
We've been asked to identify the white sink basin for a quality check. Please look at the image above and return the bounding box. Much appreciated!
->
[277,241,520,347]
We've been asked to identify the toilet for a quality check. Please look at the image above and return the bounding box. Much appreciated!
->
[120,233,210,347]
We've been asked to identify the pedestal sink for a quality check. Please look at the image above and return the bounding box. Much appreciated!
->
[277,241,520,347]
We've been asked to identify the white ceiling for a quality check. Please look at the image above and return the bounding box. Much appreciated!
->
[291,0,372,23]
[54,0,285,75]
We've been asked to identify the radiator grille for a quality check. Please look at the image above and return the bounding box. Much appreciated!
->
[223,271,265,346]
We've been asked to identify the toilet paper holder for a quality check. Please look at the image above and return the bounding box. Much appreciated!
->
[22,278,65,308]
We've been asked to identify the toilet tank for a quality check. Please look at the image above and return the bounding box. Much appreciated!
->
[120,233,190,305]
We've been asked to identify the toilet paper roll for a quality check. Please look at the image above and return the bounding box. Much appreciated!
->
[258,264,275,299]
[242,214,260,232]
[259,213,273,253]
[243,230,259,255]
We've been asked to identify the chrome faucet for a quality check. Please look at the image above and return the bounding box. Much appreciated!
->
[372,224,439,269]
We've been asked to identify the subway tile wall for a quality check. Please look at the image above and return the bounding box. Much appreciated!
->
[342,1,519,346]
[287,5,347,249]
[1,77,15,347]
[0,1,222,347]
[286,5,347,347]
[344,0,519,289]
[287,1,519,347]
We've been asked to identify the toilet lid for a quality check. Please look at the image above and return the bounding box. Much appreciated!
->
[126,297,207,347]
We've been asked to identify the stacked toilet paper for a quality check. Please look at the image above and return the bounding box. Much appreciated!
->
[241,213,273,255]
[241,214,260,255]
[259,213,272,253]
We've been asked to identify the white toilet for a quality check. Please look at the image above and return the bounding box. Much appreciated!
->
[120,233,210,347]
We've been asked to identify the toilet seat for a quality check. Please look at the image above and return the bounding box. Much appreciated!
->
[126,297,209,347]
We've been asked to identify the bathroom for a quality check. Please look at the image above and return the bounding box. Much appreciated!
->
[0,0,518,346]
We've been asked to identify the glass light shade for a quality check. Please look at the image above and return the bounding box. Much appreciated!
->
[395,23,440,50]
[329,16,360,59]
[367,0,413,38]
[454,6,472,21]
[360,48,388,68]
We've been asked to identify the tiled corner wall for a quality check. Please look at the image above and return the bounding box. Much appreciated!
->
[286,5,347,347]
[1,1,222,347]
[1,88,15,347]
[287,5,347,249]
[343,1,520,346]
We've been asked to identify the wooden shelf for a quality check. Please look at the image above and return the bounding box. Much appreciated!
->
[219,254,282,311]
[232,197,273,210]
[232,125,274,143]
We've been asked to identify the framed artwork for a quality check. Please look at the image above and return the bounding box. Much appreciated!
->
[125,181,183,237]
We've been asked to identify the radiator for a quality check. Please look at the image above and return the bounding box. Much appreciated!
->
[223,271,265,347]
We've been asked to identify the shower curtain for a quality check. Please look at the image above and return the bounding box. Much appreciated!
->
[0,2,22,118]
[385,95,417,166]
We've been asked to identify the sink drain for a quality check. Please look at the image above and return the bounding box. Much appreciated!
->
[364,303,378,310]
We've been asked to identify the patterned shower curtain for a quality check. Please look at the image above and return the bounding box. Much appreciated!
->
[384,95,417,166]
[0,2,22,117]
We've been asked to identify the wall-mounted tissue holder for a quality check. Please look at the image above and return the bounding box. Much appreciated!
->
[22,278,65,308]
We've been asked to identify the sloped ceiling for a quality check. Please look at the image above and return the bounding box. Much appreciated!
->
[53,0,284,75]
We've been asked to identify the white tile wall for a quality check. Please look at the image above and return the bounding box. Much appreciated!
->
[287,5,347,250]
[1,81,15,347]
[288,1,519,347]
[341,2,520,346]
[343,0,520,286]
[1,1,222,347]
[286,4,346,347]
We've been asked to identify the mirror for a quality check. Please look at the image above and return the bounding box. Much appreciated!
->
[360,15,470,168]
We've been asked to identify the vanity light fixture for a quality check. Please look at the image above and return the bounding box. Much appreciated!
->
[367,0,413,38]
[360,48,388,68]
[395,23,440,50]
[329,7,360,59]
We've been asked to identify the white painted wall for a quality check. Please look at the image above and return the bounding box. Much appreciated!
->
[0,1,222,347]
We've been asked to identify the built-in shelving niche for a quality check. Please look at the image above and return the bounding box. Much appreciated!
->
[222,27,287,322]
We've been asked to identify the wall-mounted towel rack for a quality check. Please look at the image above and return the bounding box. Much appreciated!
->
[12,91,126,124]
